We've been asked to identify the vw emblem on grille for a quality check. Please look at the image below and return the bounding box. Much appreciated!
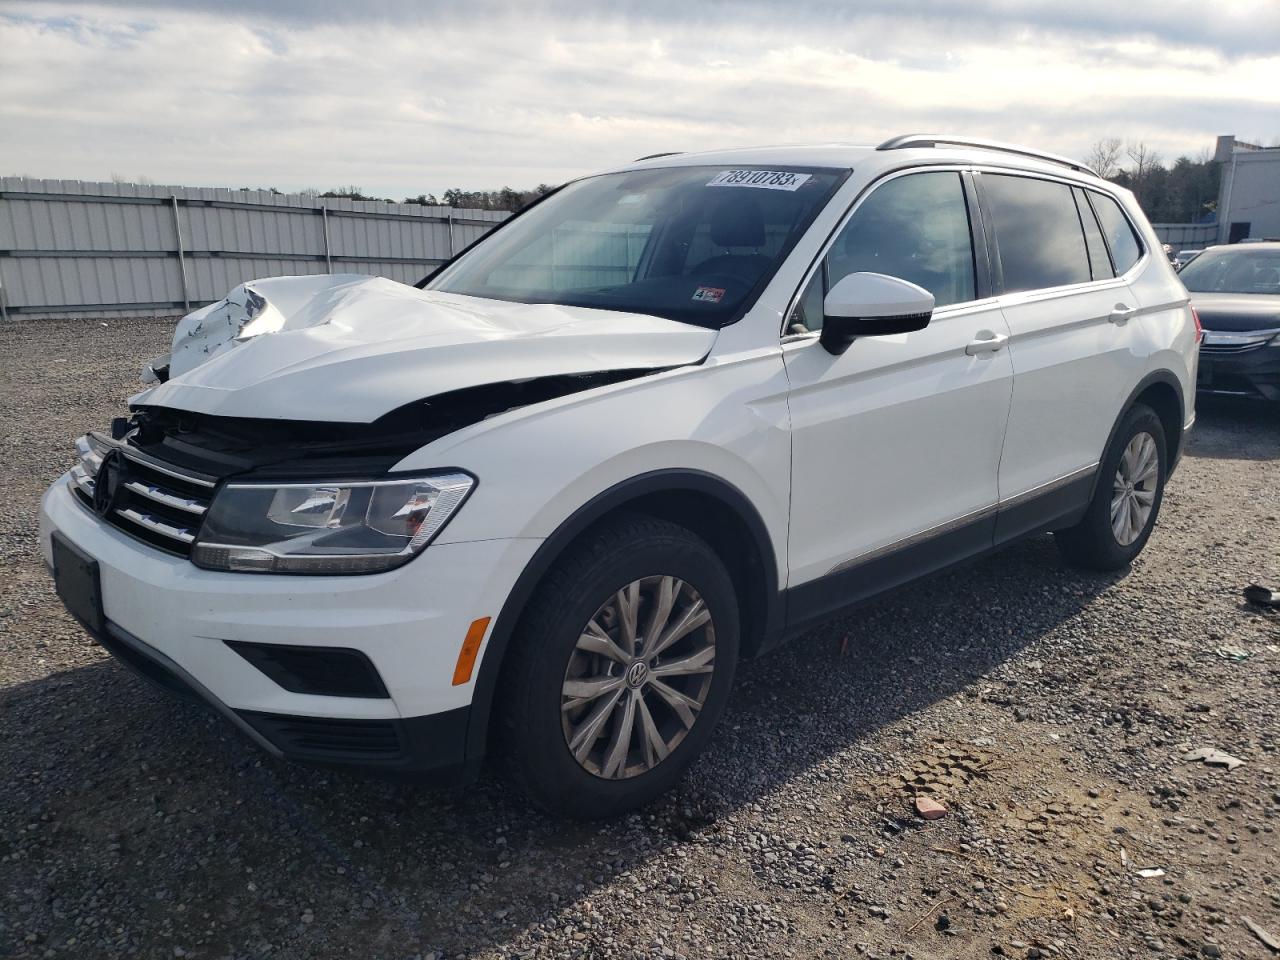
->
[93,450,125,517]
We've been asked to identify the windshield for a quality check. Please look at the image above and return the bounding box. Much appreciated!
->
[428,165,845,327]
[1179,248,1280,295]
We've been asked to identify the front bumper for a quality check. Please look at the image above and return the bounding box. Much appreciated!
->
[1196,344,1280,401]
[40,474,540,780]
[86,617,473,779]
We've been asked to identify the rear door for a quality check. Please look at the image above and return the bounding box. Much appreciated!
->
[976,172,1147,541]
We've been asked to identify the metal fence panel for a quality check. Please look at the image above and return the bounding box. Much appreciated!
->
[1150,222,1218,251]
[0,177,510,319]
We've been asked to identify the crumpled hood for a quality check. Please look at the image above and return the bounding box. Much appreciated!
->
[140,275,717,423]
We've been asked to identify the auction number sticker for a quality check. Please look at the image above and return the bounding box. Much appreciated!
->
[706,170,811,191]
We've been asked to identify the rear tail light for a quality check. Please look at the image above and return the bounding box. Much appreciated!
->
[1191,306,1203,342]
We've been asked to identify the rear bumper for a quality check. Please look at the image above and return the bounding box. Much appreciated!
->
[1196,347,1280,402]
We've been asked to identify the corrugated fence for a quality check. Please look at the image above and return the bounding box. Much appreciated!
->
[0,178,510,319]
[1150,222,1218,252]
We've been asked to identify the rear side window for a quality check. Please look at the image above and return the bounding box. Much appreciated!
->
[1073,187,1115,281]
[1088,192,1143,274]
[983,174,1091,293]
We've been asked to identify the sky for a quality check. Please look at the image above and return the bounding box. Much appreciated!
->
[2,0,1279,199]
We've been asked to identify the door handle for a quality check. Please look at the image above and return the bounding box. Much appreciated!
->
[965,331,1009,356]
[1109,303,1136,325]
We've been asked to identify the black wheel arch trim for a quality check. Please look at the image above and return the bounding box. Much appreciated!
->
[1093,370,1186,498]
[461,468,782,771]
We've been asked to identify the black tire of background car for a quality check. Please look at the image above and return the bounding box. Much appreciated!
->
[497,513,740,819]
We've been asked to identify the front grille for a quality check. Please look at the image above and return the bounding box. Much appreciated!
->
[1200,341,1268,355]
[71,445,215,556]
[238,711,405,762]
[1199,331,1276,355]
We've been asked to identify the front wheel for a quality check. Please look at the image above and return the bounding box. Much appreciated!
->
[499,515,739,819]
[1054,402,1167,571]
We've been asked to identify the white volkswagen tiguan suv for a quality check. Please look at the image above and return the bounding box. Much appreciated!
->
[40,136,1199,817]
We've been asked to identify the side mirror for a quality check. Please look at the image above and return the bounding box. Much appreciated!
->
[820,272,935,355]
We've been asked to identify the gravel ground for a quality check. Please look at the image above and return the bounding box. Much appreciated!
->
[2,316,1278,960]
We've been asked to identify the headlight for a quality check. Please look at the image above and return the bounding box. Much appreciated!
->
[192,472,475,574]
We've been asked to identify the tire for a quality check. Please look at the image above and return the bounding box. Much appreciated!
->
[1054,402,1167,571]
[498,513,739,819]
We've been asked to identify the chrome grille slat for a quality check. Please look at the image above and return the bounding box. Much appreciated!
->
[1199,342,1267,355]
[119,449,217,488]
[115,507,197,545]
[123,479,208,515]
[70,464,96,497]
[75,436,104,473]
[72,435,214,556]
[1200,329,1277,355]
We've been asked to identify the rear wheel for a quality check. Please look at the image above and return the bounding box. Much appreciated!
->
[499,514,739,818]
[1054,402,1167,571]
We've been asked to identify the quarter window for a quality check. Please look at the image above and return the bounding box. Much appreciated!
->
[787,171,976,334]
[983,174,1092,293]
[1088,192,1143,274]
[1073,187,1115,281]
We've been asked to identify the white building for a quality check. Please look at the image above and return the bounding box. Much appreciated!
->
[1215,135,1280,244]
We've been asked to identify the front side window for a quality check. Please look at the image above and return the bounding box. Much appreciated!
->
[1178,248,1280,294]
[983,174,1092,293]
[429,166,844,328]
[787,171,976,334]
[1088,192,1144,275]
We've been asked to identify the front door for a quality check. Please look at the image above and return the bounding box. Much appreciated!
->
[782,170,1013,624]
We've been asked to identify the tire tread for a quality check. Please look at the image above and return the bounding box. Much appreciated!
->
[497,512,736,817]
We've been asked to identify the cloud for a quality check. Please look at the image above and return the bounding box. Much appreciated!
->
[20,0,1280,57]
[2,1,1277,197]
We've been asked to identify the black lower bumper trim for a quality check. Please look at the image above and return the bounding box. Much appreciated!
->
[225,639,391,699]
[89,620,470,782]
[237,707,471,781]
[1197,353,1280,402]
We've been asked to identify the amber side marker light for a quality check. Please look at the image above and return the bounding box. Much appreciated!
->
[452,617,492,686]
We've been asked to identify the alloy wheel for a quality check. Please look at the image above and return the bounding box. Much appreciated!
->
[560,576,716,780]
[1111,430,1159,546]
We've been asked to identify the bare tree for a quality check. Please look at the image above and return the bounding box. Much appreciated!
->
[1085,137,1124,179]
[1125,141,1162,187]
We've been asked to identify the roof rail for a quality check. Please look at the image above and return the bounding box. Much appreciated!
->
[876,135,1098,177]
[633,151,684,162]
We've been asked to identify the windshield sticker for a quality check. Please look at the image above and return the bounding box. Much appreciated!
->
[706,170,812,191]
[692,286,726,304]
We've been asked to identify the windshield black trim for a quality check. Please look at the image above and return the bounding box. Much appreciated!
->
[421,164,853,329]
